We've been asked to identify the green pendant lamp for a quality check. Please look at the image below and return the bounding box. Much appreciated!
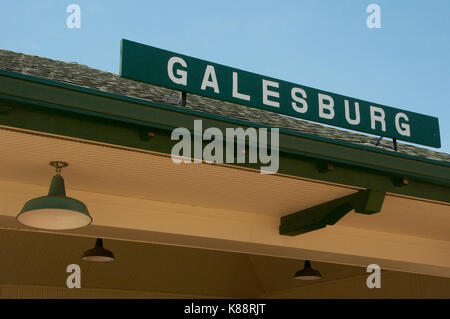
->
[81,238,115,262]
[16,161,92,230]
[294,260,322,280]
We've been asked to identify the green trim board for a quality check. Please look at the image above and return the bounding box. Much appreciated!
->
[279,190,386,236]
[0,69,449,204]
[0,69,448,173]
[1,96,449,204]
[120,39,441,148]
[1,97,449,204]
[0,69,447,168]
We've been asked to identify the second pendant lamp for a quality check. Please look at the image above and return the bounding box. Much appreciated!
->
[81,238,115,262]
[294,260,322,280]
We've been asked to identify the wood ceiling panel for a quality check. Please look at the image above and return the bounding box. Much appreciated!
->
[0,229,375,297]
[0,126,357,216]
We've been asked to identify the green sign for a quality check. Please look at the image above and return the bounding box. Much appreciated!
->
[120,39,441,148]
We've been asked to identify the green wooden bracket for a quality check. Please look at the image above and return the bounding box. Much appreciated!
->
[352,189,386,215]
[279,190,386,236]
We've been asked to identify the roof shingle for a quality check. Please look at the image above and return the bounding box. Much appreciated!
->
[0,49,448,162]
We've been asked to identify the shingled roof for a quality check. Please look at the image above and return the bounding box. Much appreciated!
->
[1,49,449,162]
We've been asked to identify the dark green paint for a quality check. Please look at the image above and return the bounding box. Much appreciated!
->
[279,190,386,236]
[0,69,447,169]
[18,174,91,223]
[0,70,449,203]
[120,39,441,148]
[48,175,66,196]
[353,189,386,215]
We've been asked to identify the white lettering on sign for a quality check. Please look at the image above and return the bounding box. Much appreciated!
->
[232,72,251,101]
[291,87,308,114]
[395,112,411,136]
[262,79,280,108]
[344,100,361,125]
[163,57,421,140]
[318,93,335,120]
[201,65,220,93]
[370,106,386,132]
[167,57,187,86]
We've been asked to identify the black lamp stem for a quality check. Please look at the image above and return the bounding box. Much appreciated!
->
[95,238,103,248]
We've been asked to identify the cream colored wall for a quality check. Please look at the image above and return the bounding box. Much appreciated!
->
[263,271,450,299]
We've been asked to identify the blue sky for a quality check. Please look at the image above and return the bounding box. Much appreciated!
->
[1,0,449,154]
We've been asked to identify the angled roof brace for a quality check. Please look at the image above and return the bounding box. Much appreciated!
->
[279,190,386,236]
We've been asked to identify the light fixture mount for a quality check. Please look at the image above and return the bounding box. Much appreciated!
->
[49,161,68,174]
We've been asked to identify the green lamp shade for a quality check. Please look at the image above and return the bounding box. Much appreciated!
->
[17,196,92,230]
[81,239,115,262]
[294,260,322,280]
[16,175,92,230]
